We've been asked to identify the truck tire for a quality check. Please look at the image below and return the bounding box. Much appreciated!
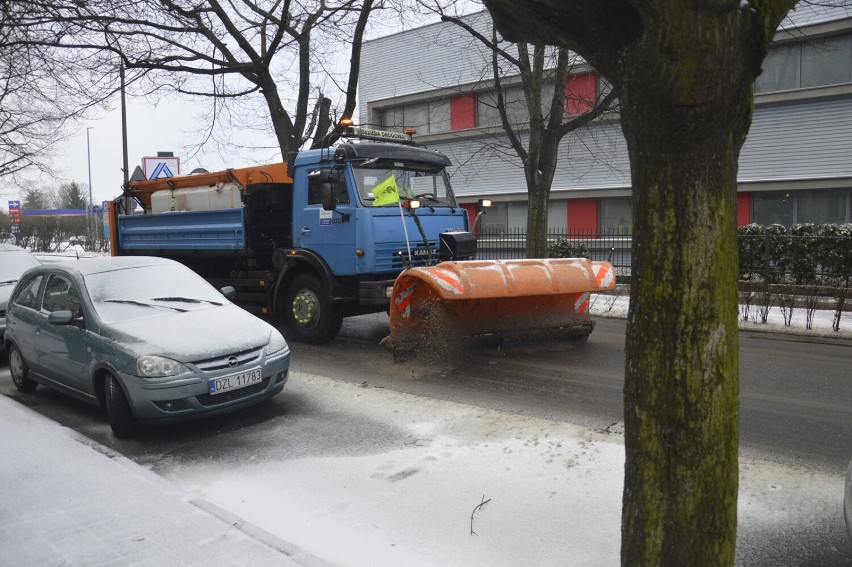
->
[283,273,343,344]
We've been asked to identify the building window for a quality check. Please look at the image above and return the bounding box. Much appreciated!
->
[429,100,451,133]
[480,202,509,231]
[756,44,800,93]
[752,191,795,226]
[477,86,525,128]
[752,189,851,227]
[377,100,452,134]
[755,33,852,93]
[380,107,404,130]
[801,35,852,88]
[796,189,849,224]
[599,197,632,235]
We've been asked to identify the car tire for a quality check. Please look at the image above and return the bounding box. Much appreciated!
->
[105,375,138,438]
[8,344,37,393]
[283,273,343,344]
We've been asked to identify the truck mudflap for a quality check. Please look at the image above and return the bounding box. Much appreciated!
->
[383,258,616,357]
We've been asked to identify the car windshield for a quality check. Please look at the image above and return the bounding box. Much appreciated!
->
[85,263,227,323]
[352,160,457,207]
[0,250,41,283]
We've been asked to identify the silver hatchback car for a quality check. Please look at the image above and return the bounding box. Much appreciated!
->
[0,243,42,343]
[4,256,290,437]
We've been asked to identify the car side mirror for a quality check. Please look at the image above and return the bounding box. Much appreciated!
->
[48,310,84,329]
[220,285,236,299]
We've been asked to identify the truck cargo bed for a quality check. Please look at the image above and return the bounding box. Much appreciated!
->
[118,208,247,251]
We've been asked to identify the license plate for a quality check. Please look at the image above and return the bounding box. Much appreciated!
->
[208,368,263,395]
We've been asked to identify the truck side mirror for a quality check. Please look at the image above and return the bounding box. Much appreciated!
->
[321,183,336,211]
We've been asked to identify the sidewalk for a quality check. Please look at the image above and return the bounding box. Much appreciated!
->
[0,395,328,567]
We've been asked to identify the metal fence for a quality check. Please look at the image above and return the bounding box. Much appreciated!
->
[476,227,633,270]
[475,227,852,286]
[738,232,852,286]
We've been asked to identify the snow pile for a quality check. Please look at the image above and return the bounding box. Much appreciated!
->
[590,292,852,338]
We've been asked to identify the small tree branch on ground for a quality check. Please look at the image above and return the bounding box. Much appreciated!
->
[470,495,491,536]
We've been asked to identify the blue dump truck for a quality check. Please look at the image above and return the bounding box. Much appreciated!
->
[110,127,477,344]
[109,125,615,352]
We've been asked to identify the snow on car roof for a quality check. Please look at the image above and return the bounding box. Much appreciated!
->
[46,256,183,277]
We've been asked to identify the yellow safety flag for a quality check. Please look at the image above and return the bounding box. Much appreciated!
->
[372,175,400,206]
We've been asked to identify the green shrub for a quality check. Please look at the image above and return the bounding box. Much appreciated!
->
[547,238,590,259]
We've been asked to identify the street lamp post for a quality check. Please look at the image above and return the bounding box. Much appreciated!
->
[86,127,93,238]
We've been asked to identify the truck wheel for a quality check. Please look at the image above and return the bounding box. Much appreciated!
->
[283,273,343,344]
[8,344,37,393]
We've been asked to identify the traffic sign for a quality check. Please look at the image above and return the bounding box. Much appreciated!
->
[143,156,181,180]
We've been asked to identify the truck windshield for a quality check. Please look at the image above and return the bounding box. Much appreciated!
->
[352,160,457,208]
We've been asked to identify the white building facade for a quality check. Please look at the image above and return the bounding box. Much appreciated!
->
[359,6,852,234]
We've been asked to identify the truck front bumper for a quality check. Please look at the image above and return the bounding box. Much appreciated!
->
[359,279,396,306]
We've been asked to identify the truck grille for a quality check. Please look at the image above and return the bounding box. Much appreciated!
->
[374,241,439,271]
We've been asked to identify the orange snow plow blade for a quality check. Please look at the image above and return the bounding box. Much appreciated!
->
[386,258,615,357]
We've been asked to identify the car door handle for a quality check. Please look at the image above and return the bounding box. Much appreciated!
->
[300,228,311,235]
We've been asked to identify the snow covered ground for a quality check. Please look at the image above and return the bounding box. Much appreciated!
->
[30,253,852,564]
[154,291,850,566]
[160,372,846,567]
[590,289,852,338]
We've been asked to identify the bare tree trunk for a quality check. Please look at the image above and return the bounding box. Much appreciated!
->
[619,60,749,567]
[257,72,298,155]
[525,132,559,258]
[525,176,549,258]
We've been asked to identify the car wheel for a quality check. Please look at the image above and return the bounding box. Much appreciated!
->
[283,273,343,344]
[105,375,138,438]
[8,344,37,393]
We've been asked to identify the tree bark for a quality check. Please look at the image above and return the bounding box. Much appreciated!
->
[615,7,762,563]
[481,0,798,564]
[620,93,745,566]
[524,139,558,258]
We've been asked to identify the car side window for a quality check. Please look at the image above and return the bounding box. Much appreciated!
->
[42,274,82,317]
[13,274,44,309]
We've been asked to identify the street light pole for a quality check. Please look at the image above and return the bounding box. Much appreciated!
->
[86,127,93,238]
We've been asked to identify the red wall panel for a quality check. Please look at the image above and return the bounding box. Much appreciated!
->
[567,198,599,232]
[565,73,597,116]
[737,192,751,226]
[461,203,477,231]
[450,94,476,130]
